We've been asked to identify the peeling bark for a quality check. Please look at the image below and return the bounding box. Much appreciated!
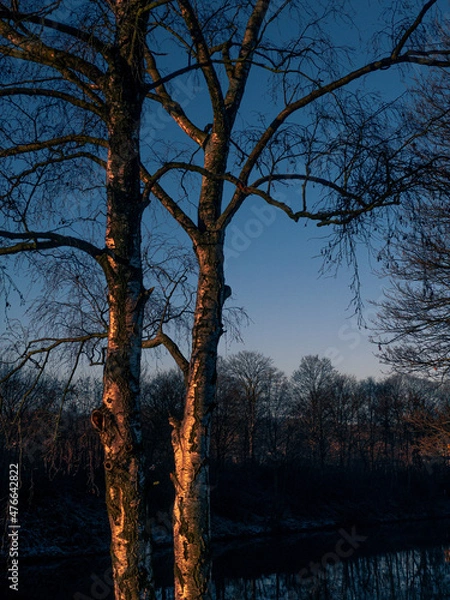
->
[99,139,154,594]
[168,5,271,595]
[92,3,155,599]
[172,232,225,600]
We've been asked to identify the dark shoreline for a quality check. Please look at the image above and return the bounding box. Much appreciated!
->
[3,499,450,565]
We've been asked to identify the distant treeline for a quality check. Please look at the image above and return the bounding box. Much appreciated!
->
[2,352,450,522]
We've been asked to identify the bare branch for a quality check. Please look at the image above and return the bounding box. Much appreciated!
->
[144,48,207,145]
[176,0,226,132]
[145,177,200,242]
[391,0,438,60]
[0,5,112,58]
[0,134,107,159]
[230,2,448,217]
[0,86,106,116]
[0,332,107,387]
[0,22,104,84]
[142,331,189,379]
[224,0,270,120]
[0,230,104,260]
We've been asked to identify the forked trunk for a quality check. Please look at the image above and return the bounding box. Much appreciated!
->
[172,234,225,600]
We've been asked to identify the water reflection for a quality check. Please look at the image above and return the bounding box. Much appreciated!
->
[206,545,450,600]
[199,525,450,600]
[289,546,450,599]
[13,521,450,599]
[210,539,450,600]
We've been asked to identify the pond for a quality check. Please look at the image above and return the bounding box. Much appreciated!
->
[6,519,450,599]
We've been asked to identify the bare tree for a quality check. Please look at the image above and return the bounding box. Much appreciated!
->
[221,350,275,463]
[0,1,449,599]
[327,373,358,468]
[213,353,290,466]
[0,3,162,598]
[375,195,450,376]
[211,357,244,467]
[291,355,336,468]
[256,366,291,465]
[372,44,450,378]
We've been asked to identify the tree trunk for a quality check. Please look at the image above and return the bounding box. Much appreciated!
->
[92,8,154,596]
[171,232,225,600]
[94,271,154,600]
[93,154,154,599]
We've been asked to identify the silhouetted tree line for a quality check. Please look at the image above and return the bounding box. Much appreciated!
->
[2,353,450,526]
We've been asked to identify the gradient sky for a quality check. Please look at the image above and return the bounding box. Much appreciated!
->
[1,0,436,382]
[162,2,421,381]
[149,193,391,380]
[220,200,388,379]
[152,1,427,382]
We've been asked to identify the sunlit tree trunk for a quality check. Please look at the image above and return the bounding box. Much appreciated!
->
[95,226,153,600]
[171,230,225,600]
[91,4,154,598]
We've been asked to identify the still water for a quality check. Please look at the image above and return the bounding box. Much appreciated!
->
[9,520,450,599]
